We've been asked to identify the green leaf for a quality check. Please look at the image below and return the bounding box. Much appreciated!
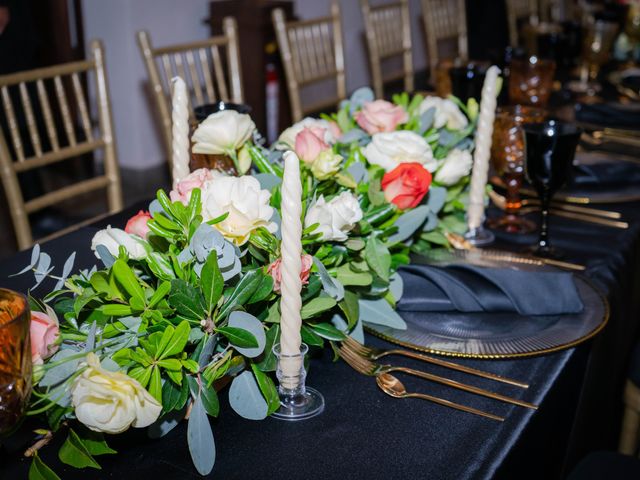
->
[158,320,191,359]
[387,205,431,243]
[301,324,324,347]
[359,298,407,330]
[339,290,359,330]
[169,279,206,321]
[162,378,189,412]
[336,263,373,286]
[58,429,101,469]
[77,429,117,456]
[157,358,182,371]
[255,324,280,372]
[148,281,171,308]
[29,453,61,480]
[218,269,262,319]
[148,366,162,402]
[308,322,346,341]
[112,260,145,305]
[201,383,220,417]
[166,369,183,386]
[201,252,224,315]
[128,365,152,388]
[251,363,280,415]
[247,274,274,304]
[228,311,266,358]
[98,304,133,317]
[216,326,259,348]
[365,235,391,282]
[301,296,337,319]
[89,271,116,297]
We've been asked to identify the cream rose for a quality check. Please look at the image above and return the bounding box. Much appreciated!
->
[363,131,437,173]
[418,96,469,130]
[192,110,256,155]
[311,150,343,180]
[71,353,161,434]
[277,117,338,149]
[304,192,363,242]
[201,175,277,246]
[434,148,473,186]
[91,227,147,260]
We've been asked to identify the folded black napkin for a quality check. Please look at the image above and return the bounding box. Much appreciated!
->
[397,264,584,316]
[571,161,640,188]
[575,103,640,129]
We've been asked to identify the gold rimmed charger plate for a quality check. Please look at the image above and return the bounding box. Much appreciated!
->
[365,250,609,359]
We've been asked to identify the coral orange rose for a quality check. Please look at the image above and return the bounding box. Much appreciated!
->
[125,210,152,239]
[381,163,432,210]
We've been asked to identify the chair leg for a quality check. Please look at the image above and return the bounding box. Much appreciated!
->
[619,380,640,456]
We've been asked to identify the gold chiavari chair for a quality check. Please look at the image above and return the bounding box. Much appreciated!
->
[421,0,468,85]
[360,0,413,99]
[0,39,122,250]
[506,0,540,46]
[137,17,243,165]
[272,1,346,122]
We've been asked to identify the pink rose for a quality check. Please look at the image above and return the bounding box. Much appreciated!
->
[30,311,59,365]
[355,100,409,134]
[268,254,313,294]
[169,168,215,205]
[294,127,329,164]
[125,210,152,239]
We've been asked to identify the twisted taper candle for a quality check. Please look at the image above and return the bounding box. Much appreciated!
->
[467,65,501,231]
[279,151,303,386]
[171,77,190,186]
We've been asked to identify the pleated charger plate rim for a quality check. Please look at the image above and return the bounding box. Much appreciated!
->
[365,251,610,360]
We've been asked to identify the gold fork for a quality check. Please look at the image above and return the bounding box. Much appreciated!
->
[342,336,529,388]
[338,345,538,410]
[339,347,504,421]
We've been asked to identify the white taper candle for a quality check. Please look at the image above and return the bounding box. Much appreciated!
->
[467,65,501,231]
[171,77,190,186]
[279,151,303,386]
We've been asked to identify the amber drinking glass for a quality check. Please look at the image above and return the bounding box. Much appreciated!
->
[489,106,546,233]
[508,56,556,107]
[578,20,618,89]
[0,289,31,435]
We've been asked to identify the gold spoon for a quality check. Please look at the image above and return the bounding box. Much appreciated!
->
[375,373,505,422]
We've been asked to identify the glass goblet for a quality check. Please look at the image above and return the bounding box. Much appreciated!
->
[509,56,557,107]
[0,289,32,436]
[488,105,546,234]
[522,121,582,258]
[578,20,618,90]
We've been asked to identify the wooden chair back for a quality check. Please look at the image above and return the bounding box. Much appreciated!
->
[137,17,243,163]
[506,0,540,46]
[360,0,413,98]
[0,39,122,250]
[272,1,346,122]
[421,0,468,84]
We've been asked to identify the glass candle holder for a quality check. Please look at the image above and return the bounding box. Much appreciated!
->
[272,343,324,421]
[0,289,32,435]
[508,56,556,107]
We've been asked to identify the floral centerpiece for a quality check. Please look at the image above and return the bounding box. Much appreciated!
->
[16,87,477,477]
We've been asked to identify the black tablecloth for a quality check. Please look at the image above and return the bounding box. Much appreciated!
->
[1,196,640,480]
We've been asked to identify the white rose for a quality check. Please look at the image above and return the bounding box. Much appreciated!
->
[435,149,473,185]
[311,150,342,180]
[91,226,147,260]
[418,96,469,130]
[304,192,363,242]
[71,353,161,434]
[363,131,437,172]
[201,175,276,246]
[192,110,256,155]
[277,117,337,149]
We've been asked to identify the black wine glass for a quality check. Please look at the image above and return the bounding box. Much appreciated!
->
[522,121,582,258]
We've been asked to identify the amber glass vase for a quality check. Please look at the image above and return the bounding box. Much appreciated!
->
[508,56,556,107]
[488,105,546,234]
[0,289,31,435]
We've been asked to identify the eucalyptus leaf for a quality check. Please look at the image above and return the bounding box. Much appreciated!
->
[39,350,80,388]
[339,128,368,144]
[387,205,431,243]
[426,186,447,213]
[187,395,216,476]
[228,371,268,420]
[359,298,407,330]
[418,107,436,134]
[228,311,266,358]
[312,257,344,301]
[348,86,375,114]
[95,245,115,268]
[254,173,282,191]
[148,406,186,439]
[389,272,404,302]
[422,211,439,232]
[347,161,369,184]
[85,321,97,352]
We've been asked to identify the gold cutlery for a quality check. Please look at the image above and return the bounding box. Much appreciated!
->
[581,130,640,149]
[489,190,629,229]
[488,189,622,220]
[338,345,538,410]
[342,336,529,389]
[376,373,505,422]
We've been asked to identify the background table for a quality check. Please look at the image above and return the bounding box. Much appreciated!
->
[1,195,639,480]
